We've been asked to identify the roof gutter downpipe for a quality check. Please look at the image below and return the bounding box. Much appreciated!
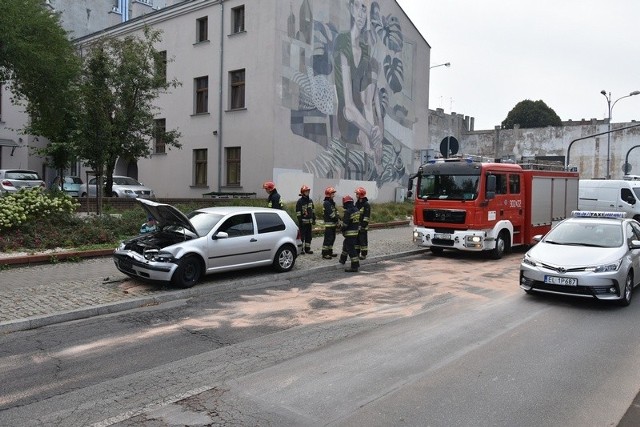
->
[217,0,225,192]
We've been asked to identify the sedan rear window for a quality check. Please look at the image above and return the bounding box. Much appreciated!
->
[255,212,286,233]
[6,171,40,180]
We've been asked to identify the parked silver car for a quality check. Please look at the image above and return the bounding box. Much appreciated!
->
[80,175,155,198]
[520,211,640,306]
[113,199,303,288]
[0,169,45,194]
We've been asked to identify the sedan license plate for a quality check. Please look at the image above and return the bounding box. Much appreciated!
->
[544,275,577,286]
[434,233,452,240]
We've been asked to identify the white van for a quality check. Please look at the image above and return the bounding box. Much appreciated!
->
[578,179,640,220]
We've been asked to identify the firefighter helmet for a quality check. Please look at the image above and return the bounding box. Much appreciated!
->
[263,181,276,192]
[324,186,337,197]
[300,185,311,195]
[355,187,367,198]
[342,195,354,205]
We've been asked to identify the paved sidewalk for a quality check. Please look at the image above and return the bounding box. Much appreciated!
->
[0,225,423,334]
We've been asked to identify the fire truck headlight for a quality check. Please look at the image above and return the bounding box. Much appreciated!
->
[464,235,483,249]
[413,231,425,242]
[468,236,482,243]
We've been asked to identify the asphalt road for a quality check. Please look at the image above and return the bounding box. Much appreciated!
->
[2,250,640,426]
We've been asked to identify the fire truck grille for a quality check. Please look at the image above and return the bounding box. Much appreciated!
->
[424,209,466,224]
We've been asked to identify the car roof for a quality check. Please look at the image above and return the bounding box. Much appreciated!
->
[195,206,286,215]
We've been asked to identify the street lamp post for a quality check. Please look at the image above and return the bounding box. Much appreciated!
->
[601,90,640,179]
[430,62,450,69]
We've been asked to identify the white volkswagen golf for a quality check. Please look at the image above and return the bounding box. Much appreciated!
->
[114,199,302,288]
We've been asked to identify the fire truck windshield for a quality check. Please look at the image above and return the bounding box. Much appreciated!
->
[418,174,480,200]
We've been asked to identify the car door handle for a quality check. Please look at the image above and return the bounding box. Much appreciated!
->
[250,238,257,242]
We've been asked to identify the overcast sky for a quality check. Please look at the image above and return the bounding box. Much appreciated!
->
[396,0,640,130]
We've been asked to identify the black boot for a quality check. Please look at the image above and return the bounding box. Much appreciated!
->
[345,266,359,272]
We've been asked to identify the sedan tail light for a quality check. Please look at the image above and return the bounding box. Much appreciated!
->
[1,180,14,187]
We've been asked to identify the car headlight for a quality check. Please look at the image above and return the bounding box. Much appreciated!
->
[143,249,175,262]
[522,254,539,267]
[589,259,622,273]
[123,189,134,194]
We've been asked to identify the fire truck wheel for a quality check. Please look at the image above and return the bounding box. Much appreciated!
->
[490,231,508,260]
[430,247,444,255]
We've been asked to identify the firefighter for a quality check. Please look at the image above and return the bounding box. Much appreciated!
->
[321,186,340,259]
[296,184,316,254]
[355,186,371,260]
[263,181,284,210]
[339,194,360,272]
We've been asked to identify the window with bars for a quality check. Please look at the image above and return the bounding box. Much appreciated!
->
[194,149,207,186]
[225,147,241,186]
[195,76,208,114]
[196,16,208,43]
[154,118,166,154]
[232,5,245,33]
[229,69,245,110]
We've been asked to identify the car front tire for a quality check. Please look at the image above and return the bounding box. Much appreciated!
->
[618,271,634,307]
[273,244,296,272]
[172,255,202,288]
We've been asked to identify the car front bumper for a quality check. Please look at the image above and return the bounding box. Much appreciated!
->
[113,251,177,282]
[519,264,626,301]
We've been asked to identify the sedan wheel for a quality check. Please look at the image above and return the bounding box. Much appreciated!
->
[273,245,296,272]
[618,271,634,307]
[172,255,202,288]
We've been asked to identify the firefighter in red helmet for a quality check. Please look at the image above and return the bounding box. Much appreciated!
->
[339,194,360,272]
[296,185,316,254]
[355,186,371,259]
[321,186,339,259]
[263,181,284,209]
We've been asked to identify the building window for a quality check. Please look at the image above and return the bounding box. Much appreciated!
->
[195,76,208,114]
[229,69,245,110]
[154,118,166,154]
[226,147,241,186]
[194,149,207,186]
[232,6,245,34]
[196,16,208,43]
[154,50,167,83]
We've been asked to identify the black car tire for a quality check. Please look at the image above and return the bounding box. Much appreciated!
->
[273,244,296,272]
[172,255,202,288]
[618,271,634,307]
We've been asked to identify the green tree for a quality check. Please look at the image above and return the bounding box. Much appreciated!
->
[75,27,181,212]
[501,99,562,129]
[0,0,82,180]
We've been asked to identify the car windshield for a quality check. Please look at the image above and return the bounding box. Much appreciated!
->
[187,211,225,235]
[544,221,623,248]
[418,174,479,200]
[64,177,82,184]
[113,177,142,186]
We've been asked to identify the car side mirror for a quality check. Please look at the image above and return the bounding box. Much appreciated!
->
[626,196,636,205]
[532,235,543,244]
[630,239,640,250]
[213,231,229,240]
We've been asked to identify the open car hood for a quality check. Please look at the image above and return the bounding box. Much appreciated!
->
[136,198,199,236]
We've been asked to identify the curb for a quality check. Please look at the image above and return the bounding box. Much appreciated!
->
[0,248,427,334]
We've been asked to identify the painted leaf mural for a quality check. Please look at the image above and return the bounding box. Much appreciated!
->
[383,55,404,93]
[372,13,403,53]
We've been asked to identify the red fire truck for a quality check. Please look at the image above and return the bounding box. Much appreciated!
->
[407,157,579,258]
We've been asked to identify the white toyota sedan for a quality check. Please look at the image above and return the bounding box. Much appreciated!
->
[520,211,640,306]
[114,199,302,288]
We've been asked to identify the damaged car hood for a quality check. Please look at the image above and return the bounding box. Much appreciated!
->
[136,198,199,236]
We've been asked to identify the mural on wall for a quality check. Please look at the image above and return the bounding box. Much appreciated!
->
[281,0,418,187]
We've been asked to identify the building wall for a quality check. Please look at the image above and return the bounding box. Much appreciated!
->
[76,0,431,202]
[428,109,640,180]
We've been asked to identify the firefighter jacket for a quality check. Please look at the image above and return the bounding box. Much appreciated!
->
[356,197,371,231]
[342,201,360,237]
[296,195,316,225]
[323,197,339,227]
[267,190,284,209]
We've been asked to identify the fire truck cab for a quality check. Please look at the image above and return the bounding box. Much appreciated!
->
[407,157,579,259]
